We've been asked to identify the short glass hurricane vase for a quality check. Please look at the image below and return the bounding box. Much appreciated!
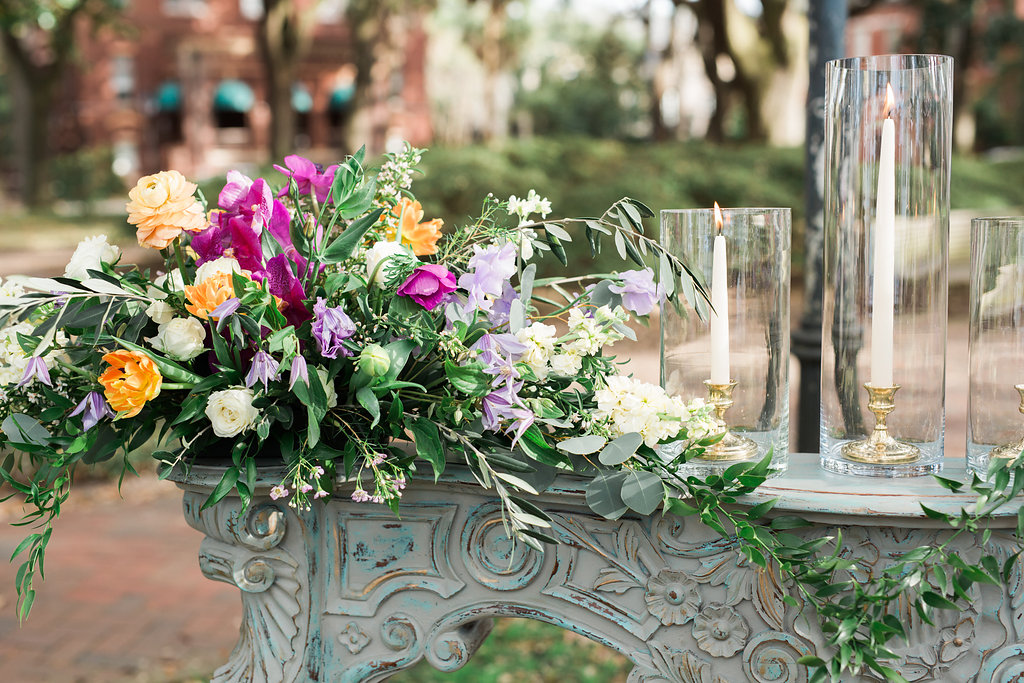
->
[967,218,1024,476]
[820,54,952,477]
[660,207,790,478]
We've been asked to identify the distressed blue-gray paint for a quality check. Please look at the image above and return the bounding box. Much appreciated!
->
[173,454,1024,682]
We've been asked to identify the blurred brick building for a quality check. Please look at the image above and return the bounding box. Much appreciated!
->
[62,0,431,181]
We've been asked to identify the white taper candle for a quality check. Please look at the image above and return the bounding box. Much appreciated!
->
[870,84,896,388]
[710,203,730,384]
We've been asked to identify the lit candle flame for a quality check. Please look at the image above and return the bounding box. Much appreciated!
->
[714,201,723,234]
[883,83,895,118]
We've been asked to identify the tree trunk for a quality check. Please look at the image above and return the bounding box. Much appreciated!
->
[258,0,313,164]
[692,0,730,142]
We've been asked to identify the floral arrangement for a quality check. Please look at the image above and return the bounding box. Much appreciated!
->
[0,144,716,619]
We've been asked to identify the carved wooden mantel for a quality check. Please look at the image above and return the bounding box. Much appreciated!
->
[172,454,1024,682]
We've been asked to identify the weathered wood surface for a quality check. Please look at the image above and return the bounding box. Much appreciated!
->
[173,454,1024,682]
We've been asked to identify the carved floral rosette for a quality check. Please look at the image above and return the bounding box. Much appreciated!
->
[175,470,1024,683]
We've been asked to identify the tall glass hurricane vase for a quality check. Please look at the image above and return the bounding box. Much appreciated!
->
[967,218,1024,476]
[820,54,952,477]
[660,207,790,478]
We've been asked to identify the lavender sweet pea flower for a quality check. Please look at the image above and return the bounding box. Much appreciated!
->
[209,297,241,322]
[488,282,519,327]
[18,357,51,388]
[289,354,309,390]
[274,155,338,204]
[246,351,281,389]
[313,298,356,358]
[397,264,457,311]
[609,269,664,316]
[70,391,114,431]
[458,243,518,299]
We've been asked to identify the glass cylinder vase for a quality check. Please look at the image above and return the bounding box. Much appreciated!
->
[820,54,952,477]
[660,207,790,478]
[967,217,1024,476]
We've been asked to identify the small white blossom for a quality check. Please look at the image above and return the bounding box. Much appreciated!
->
[65,235,121,280]
[515,322,558,380]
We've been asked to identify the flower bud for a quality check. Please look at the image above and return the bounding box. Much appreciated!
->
[357,344,390,377]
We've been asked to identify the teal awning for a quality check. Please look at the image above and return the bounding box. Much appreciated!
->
[213,79,255,113]
[292,83,313,113]
[154,81,181,111]
[329,83,355,110]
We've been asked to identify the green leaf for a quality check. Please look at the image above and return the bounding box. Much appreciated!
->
[933,475,964,492]
[322,208,384,264]
[620,469,664,515]
[407,416,444,481]
[1,414,51,447]
[556,434,607,455]
[585,470,629,519]
[746,498,778,520]
[921,590,958,610]
[113,337,203,384]
[356,386,380,427]
[444,360,491,397]
[665,497,698,516]
[598,432,643,466]
[202,467,239,510]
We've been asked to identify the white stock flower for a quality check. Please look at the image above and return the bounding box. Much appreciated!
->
[146,301,175,325]
[315,366,338,409]
[195,257,243,284]
[567,306,625,356]
[205,387,259,437]
[550,350,583,376]
[0,277,25,299]
[64,235,121,280]
[0,321,67,386]
[148,317,207,361]
[594,375,693,448]
[364,241,410,287]
[516,322,557,380]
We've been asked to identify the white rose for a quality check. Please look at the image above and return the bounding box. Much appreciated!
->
[148,317,207,360]
[195,257,243,284]
[205,387,259,437]
[64,235,121,280]
[364,241,411,287]
[146,301,175,325]
[316,366,338,408]
[149,269,186,299]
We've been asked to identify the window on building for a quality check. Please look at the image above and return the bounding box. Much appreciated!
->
[111,56,134,104]
[163,0,207,18]
[213,79,254,130]
[154,81,183,144]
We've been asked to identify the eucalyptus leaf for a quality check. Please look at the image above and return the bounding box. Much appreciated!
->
[598,432,643,466]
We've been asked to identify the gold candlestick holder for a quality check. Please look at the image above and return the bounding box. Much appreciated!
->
[987,384,1024,461]
[841,383,920,464]
[699,379,758,461]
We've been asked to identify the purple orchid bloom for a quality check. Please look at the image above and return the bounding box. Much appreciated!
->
[263,254,310,326]
[289,354,309,390]
[609,269,664,316]
[274,155,338,204]
[217,170,254,213]
[18,357,51,388]
[246,351,281,390]
[313,298,356,358]
[70,391,114,431]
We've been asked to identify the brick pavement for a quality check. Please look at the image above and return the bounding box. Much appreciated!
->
[0,480,238,683]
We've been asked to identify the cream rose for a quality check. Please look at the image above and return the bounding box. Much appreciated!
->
[364,241,410,287]
[64,235,121,280]
[195,257,243,284]
[148,317,206,360]
[205,387,259,438]
[126,170,207,249]
[145,301,175,325]
[148,269,186,300]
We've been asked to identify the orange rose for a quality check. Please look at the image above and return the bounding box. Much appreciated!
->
[184,272,241,320]
[394,198,443,256]
[99,350,163,418]
[127,170,207,249]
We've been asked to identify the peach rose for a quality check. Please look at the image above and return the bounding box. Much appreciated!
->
[393,198,443,256]
[99,350,162,417]
[126,170,207,249]
[184,272,242,320]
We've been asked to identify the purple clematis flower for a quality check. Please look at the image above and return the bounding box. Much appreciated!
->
[313,298,356,358]
[488,282,520,327]
[18,357,51,388]
[289,354,309,390]
[397,264,457,311]
[471,333,527,370]
[209,297,241,322]
[246,351,281,389]
[459,243,518,297]
[274,155,338,204]
[70,391,114,431]
[480,380,535,447]
[609,269,664,316]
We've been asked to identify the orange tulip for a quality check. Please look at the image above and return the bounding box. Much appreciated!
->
[184,272,240,320]
[394,198,443,256]
[127,171,207,249]
[99,350,162,418]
